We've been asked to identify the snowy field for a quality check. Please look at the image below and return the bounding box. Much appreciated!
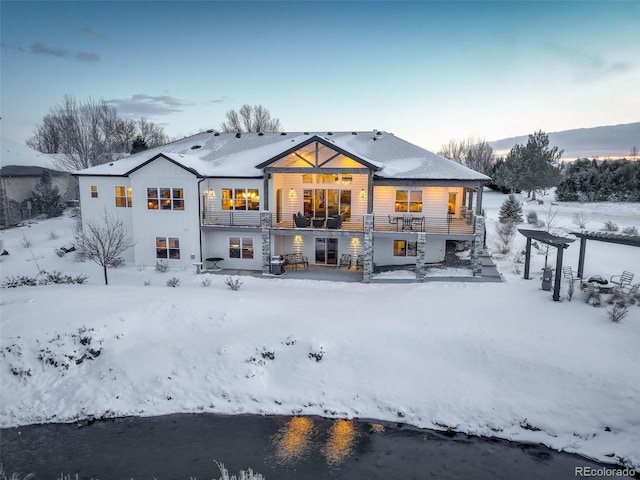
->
[1,190,639,468]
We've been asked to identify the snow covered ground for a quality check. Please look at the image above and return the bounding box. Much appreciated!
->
[1,190,639,468]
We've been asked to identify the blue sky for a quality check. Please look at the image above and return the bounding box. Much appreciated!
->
[1,0,638,152]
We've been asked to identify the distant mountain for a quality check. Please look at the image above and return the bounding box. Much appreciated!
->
[488,122,640,160]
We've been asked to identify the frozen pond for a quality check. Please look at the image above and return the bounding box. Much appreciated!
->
[0,413,622,479]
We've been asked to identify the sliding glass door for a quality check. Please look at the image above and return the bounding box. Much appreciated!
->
[315,238,338,265]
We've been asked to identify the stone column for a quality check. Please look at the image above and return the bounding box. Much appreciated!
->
[416,232,427,281]
[260,211,271,274]
[471,215,485,275]
[363,214,374,283]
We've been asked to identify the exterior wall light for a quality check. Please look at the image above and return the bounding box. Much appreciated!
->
[289,187,296,198]
[359,189,366,199]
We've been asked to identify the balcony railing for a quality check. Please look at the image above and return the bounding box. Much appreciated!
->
[203,210,476,235]
[202,210,261,227]
[372,210,476,234]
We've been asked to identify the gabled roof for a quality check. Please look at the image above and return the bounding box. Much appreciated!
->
[74,130,491,182]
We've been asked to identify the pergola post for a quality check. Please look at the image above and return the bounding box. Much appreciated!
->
[524,237,532,279]
[553,246,565,302]
[577,237,587,279]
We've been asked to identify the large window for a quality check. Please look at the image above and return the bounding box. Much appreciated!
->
[395,190,422,213]
[229,237,254,259]
[156,237,180,259]
[90,186,98,198]
[147,188,184,210]
[393,240,417,257]
[221,188,259,210]
[303,188,351,219]
[115,186,132,207]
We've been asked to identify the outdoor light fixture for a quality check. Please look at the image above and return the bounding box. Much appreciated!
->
[359,189,366,199]
[208,189,215,198]
[289,187,296,198]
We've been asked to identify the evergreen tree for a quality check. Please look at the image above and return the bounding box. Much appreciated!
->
[130,135,148,154]
[32,170,64,218]
[494,131,562,198]
[498,194,523,224]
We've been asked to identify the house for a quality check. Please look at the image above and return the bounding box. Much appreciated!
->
[74,130,490,281]
[0,138,75,226]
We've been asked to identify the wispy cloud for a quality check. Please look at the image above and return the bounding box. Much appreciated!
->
[210,96,232,104]
[31,42,66,57]
[107,94,192,116]
[80,27,104,38]
[549,43,634,81]
[76,52,100,63]
[29,42,100,62]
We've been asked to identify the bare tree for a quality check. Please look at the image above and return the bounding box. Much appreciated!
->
[220,104,282,133]
[27,95,169,171]
[76,212,134,285]
[438,137,495,176]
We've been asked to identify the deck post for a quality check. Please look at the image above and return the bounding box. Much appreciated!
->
[416,232,427,281]
[362,214,374,283]
[261,212,271,274]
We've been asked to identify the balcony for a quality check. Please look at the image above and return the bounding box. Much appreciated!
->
[202,210,261,227]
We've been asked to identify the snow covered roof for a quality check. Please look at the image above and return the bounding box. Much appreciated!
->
[0,136,62,169]
[74,131,491,182]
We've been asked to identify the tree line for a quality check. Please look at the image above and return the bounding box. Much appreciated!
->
[555,158,640,202]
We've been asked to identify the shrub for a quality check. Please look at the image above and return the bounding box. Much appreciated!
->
[572,212,588,229]
[144,278,151,286]
[47,231,59,240]
[155,260,168,272]
[608,301,628,323]
[166,277,181,287]
[603,220,619,232]
[494,221,516,254]
[621,226,638,236]
[19,233,32,248]
[526,211,538,225]
[2,271,87,288]
[498,194,523,224]
[201,278,213,287]
[225,276,243,291]
[584,284,601,307]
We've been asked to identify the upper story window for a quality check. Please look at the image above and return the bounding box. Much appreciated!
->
[90,186,98,198]
[147,188,184,210]
[395,190,422,213]
[221,188,259,211]
[115,186,132,207]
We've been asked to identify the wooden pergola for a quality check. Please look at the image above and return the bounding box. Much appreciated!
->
[571,231,640,279]
[518,229,575,302]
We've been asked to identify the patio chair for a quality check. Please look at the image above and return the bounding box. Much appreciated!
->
[401,215,414,230]
[326,215,343,229]
[610,271,634,288]
[356,254,364,270]
[621,282,639,298]
[339,254,351,269]
[562,266,580,283]
[293,213,310,228]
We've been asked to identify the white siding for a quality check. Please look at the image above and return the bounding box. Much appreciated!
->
[203,230,262,270]
[272,234,363,266]
[372,186,452,219]
[128,158,200,268]
[77,176,135,262]
[373,235,445,265]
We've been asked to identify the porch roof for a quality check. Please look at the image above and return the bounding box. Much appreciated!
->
[74,130,491,182]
